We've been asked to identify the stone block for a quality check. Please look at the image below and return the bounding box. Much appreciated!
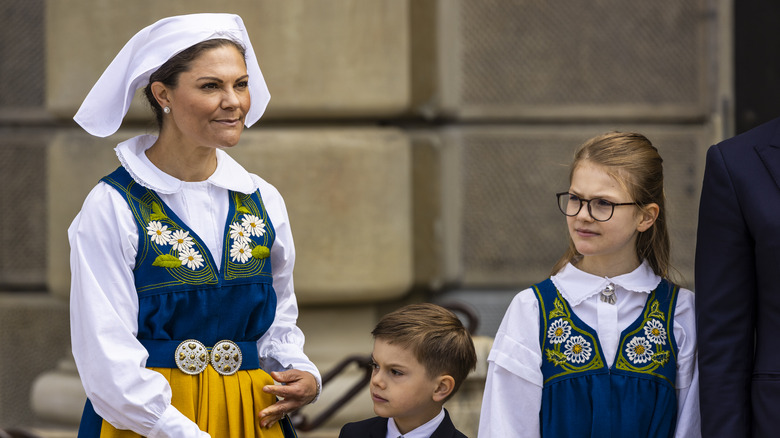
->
[231,128,413,303]
[411,0,712,121]
[0,128,51,289]
[409,132,462,290]
[0,294,69,428]
[46,0,409,122]
[47,128,413,304]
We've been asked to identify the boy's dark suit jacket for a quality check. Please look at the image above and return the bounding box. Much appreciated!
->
[338,409,467,438]
[696,116,780,437]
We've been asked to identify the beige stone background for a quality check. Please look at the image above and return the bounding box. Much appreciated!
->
[0,0,731,436]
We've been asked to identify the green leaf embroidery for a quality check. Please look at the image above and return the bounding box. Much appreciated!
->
[545,348,568,366]
[651,350,670,366]
[235,195,251,214]
[648,300,665,321]
[150,201,167,221]
[152,254,181,268]
[549,297,567,319]
[252,245,270,260]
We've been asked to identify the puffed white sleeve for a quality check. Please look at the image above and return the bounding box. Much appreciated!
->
[478,288,543,438]
[252,176,322,394]
[69,182,208,438]
[673,288,701,438]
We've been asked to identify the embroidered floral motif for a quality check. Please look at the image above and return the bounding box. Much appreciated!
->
[643,319,667,345]
[230,240,252,263]
[170,229,194,252]
[229,222,251,244]
[226,214,271,264]
[241,214,266,237]
[147,221,172,245]
[178,246,204,270]
[547,319,571,344]
[564,335,592,364]
[625,337,653,363]
[147,218,205,271]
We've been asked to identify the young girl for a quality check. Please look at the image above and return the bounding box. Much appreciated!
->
[478,132,700,437]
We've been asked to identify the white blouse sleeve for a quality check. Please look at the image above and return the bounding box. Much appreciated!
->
[69,182,207,437]
[478,288,543,438]
[252,176,322,393]
[673,288,701,438]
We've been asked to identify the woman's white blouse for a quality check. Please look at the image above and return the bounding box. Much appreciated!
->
[477,262,701,438]
[69,135,321,437]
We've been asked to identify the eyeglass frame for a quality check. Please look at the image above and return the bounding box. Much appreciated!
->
[555,192,638,222]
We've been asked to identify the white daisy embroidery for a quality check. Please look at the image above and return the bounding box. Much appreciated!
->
[547,319,571,344]
[230,240,251,263]
[169,229,194,252]
[564,335,592,364]
[643,319,667,345]
[178,247,204,270]
[146,221,172,245]
[229,223,250,244]
[241,214,265,237]
[626,337,653,364]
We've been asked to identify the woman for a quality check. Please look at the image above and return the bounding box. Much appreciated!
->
[69,13,320,437]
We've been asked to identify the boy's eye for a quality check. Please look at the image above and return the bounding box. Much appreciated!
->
[368,360,378,370]
[391,369,403,376]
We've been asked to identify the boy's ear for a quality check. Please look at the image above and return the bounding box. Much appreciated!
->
[432,375,455,402]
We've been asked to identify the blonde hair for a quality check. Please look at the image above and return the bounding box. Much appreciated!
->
[551,132,671,278]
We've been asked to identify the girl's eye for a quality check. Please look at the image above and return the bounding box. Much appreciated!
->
[236,81,249,89]
[594,198,614,208]
[201,83,219,89]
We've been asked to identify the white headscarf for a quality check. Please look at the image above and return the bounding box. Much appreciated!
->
[74,13,270,138]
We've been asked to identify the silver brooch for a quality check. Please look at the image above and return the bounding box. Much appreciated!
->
[600,283,617,305]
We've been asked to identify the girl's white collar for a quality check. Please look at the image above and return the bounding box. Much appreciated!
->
[551,261,661,306]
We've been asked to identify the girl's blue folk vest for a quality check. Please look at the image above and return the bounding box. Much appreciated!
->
[534,278,680,438]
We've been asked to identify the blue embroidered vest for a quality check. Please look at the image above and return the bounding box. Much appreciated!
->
[100,166,278,362]
[535,278,679,438]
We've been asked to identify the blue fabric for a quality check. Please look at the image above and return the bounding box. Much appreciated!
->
[78,166,286,436]
[535,278,679,438]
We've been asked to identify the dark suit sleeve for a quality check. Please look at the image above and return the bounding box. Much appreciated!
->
[695,143,756,437]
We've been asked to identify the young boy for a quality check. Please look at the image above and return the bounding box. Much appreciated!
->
[339,303,478,438]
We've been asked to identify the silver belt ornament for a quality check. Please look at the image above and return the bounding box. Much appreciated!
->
[174,339,243,376]
[600,283,617,305]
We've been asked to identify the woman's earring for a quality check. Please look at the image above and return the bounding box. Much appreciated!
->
[163,106,171,114]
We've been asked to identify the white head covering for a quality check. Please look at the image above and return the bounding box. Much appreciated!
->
[74,13,270,137]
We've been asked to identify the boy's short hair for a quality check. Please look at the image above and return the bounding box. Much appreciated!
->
[372,303,477,399]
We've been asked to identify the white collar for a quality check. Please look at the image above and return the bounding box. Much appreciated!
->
[114,135,256,195]
[551,261,661,306]
[386,408,445,438]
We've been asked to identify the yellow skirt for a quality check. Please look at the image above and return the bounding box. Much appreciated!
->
[100,366,286,438]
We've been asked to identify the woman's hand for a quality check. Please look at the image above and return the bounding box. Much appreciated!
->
[259,369,318,429]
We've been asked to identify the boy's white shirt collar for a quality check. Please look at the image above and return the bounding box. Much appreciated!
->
[386,408,445,438]
[551,260,661,306]
[114,134,256,195]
